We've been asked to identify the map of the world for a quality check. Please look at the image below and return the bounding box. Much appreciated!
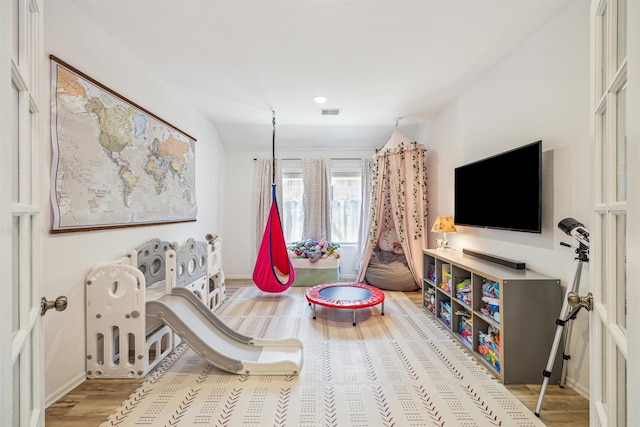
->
[50,57,197,232]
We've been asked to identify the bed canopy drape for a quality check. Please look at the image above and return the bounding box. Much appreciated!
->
[356,128,428,287]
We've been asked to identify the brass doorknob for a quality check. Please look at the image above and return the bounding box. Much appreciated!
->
[40,296,68,316]
[567,292,593,311]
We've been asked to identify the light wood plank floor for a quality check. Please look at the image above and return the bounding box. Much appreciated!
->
[46,280,589,426]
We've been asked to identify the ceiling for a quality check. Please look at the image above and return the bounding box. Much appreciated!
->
[72,0,574,152]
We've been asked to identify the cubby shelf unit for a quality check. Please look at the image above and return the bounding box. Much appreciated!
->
[423,249,563,384]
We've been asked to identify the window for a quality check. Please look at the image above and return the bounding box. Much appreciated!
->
[282,170,303,243]
[281,160,363,244]
[330,170,362,243]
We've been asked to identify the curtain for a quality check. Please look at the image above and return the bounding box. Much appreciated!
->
[354,157,374,272]
[357,129,428,286]
[254,159,282,254]
[301,158,330,240]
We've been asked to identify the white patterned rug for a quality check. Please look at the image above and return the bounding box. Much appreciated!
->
[101,287,545,426]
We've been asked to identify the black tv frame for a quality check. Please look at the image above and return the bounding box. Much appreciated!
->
[454,140,542,234]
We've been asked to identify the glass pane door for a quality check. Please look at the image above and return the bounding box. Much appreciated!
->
[591,1,628,426]
[2,0,44,426]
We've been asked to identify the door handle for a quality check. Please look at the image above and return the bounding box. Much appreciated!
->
[40,296,68,316]
[567,291,593,311]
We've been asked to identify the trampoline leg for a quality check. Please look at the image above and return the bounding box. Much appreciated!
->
[312,304,316,320]
[381,301,384,315]
[353,309,356,326]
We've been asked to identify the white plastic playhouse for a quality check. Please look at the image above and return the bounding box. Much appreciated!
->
[85,234,226,379]
[85,233,303,378]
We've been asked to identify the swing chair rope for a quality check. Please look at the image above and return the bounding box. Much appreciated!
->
[272,110,276,184]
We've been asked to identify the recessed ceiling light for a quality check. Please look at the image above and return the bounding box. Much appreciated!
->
[313,95,328,104]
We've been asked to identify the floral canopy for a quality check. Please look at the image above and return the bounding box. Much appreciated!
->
[356,128,428,286]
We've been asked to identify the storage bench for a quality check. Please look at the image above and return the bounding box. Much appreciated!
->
[290,257,339,287]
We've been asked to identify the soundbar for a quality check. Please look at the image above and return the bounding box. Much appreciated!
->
[462,249,526,270]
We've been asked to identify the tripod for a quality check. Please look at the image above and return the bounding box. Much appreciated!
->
[534,243,591,417]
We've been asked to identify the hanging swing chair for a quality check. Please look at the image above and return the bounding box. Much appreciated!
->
[252,112,295,292]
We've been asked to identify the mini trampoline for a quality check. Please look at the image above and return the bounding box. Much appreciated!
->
[305,282,385,326]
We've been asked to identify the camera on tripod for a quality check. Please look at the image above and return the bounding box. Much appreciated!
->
[535,217,591,417]
[558,217,590,250]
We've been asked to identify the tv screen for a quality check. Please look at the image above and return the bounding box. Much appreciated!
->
[454,140,542,233]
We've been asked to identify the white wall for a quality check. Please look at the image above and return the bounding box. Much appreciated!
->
[42,1,225,404]
[421,1,591,396]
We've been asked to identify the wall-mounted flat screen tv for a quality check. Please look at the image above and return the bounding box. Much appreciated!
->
[454,140,542,233]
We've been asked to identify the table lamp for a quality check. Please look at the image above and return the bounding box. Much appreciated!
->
[431,216,457,250]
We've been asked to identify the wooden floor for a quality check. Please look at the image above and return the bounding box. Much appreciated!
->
[46,280,589,426]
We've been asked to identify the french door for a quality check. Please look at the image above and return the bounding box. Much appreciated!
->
[1,0,45,426]
[590,0,639,425]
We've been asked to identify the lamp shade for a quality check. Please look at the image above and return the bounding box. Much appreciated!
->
[431,216,457,233]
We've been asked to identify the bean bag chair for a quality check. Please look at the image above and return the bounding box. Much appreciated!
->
[365,250,419,291]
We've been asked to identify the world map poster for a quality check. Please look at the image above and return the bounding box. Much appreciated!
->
[50,56,197,232]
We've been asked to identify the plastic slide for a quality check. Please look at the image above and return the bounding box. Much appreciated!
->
[146,287,303,375]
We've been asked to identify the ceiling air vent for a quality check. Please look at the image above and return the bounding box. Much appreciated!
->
[321,108,341,116]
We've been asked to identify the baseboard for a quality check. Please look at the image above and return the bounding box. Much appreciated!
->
[562,376,589,400]
[225,275,253,280]
[225,274,358,282]
[46,371,86,408]
[462,248,526,270]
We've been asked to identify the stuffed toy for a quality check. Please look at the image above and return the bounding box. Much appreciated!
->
[288,239,341,260]
[392,242,405,255]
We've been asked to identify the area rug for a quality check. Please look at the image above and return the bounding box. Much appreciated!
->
[101,287,545,426]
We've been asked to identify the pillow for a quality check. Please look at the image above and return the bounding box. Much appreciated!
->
[378,228,399,252]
